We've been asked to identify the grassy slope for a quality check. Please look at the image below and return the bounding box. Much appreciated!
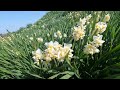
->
[0,11,120,79]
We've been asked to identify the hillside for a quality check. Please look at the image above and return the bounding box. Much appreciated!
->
[0,11,120,79]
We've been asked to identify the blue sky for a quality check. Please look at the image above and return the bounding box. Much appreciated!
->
[0,11,47,34]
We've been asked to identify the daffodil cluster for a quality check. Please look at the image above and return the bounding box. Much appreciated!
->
[83,14,110,55]
[32,41,73,65]
[37,37,43,43]
[72,14,92,41]
[54,31,62,39]
[44,41,73,62]
[95,22,107,34]
[83,34,105,55]
[95,14,110,34]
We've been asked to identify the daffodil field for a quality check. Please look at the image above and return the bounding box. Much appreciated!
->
[0,11,120,79]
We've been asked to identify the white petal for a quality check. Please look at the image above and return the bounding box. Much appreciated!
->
[95,48,100,53]
[32,51,35,55]
[93,36,98,40]
[54,33,57,37]
[98,34,103,39]
[64,43,72,48]
[36,49,41,54]
[54,41,59,45]
[49,41,54,46]
[45,42,48,47]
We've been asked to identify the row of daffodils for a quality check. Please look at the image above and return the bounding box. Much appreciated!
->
[83,14,110,55]
[32,13,110,65]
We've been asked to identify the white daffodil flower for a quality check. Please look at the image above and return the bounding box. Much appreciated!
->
[83,44,100,55]
[93,34,105,47]
[103,14,110,22]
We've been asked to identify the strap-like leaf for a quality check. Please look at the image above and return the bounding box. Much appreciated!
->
[48,71,74,79]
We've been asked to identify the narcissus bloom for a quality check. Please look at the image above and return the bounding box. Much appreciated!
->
[95,22,107,34]
[63,33,67,38]
[37,37,43,42]
[103,14,110,22]
[45,41,61,48]
[79,14,92,25]
[57,31,62,39]
[32,49,43,65]
[54,33,57,38]
[63,43,73,59]
[30,37,33,40]
[83,44,99,55]
[44,41,62,61]
[57,31,62,36]
[92,34,105,47]
[57,43,73,61]
[47,33,50,37]
[73,26,85,41]
[72,15,92,41]
[54,31,62,38]
[44,41,73,62]
[86,14,92,21]
[79,18,86,25]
